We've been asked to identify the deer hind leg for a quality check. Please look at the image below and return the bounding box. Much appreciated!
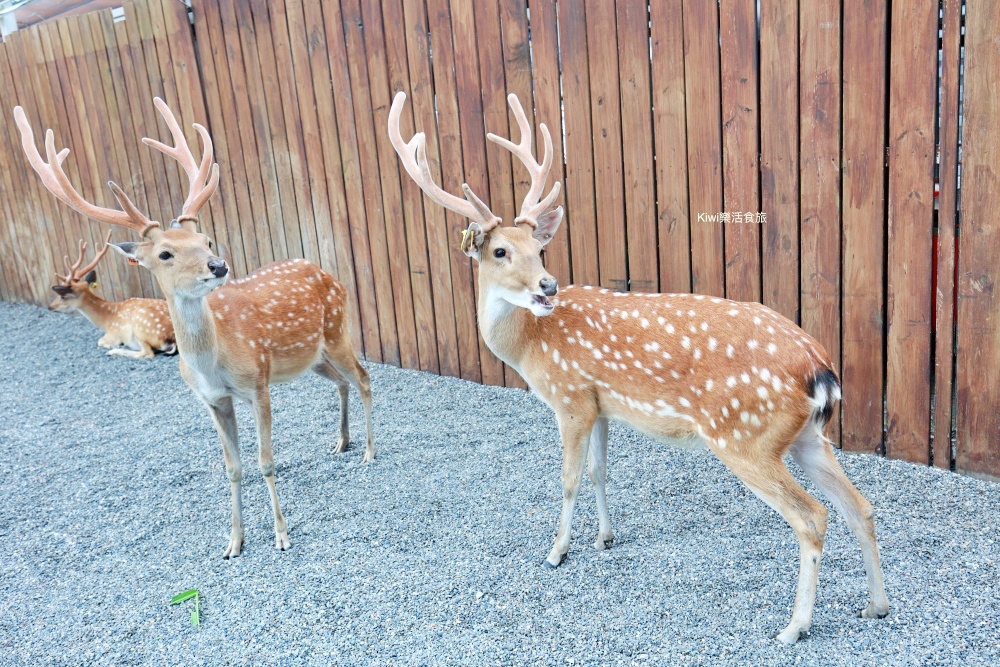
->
[790,425,889,620]
[207,397,244,558]
[251,387,290,551]
[715,447,828,644]
[545,407,598,568]
[313,361,352,454]
[322,336,375,462]
[588,416,615,551]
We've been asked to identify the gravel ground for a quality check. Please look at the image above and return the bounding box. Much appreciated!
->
[0,301,997,666]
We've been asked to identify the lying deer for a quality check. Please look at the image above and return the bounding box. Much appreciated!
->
[15,98,375,558]
[389,92,888,642]
[50,232,176,358]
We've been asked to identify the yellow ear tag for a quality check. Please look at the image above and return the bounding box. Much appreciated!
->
[90,282,98,289]
[460,228,474,251]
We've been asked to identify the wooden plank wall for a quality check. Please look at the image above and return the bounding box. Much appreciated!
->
[0,0,996,480]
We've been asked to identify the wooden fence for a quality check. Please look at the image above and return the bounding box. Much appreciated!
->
[0,0,997,480]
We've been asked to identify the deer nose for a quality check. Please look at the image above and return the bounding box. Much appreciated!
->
[208,258,229,278]
[540,278,558,297]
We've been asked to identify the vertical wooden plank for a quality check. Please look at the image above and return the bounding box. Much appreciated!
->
[0,40,50,303]
[103,16,160,298]
[113,8,167,243]
[243,0,301,260]
[298,0,365,353]
[231,0,291,261]
[399,0,462,377]
[321,0,385,362]
[475,0,534,387]
[192,0,256,276]
[932,0,962,470]
[682,0,724,297]
[799,0,842,444]
[585,0,626,291]
[616,0,657,294]
[519,0,570,287]
[841,0,887,454]
[74,16,134,301]
[11,26,73,302]
[122,1,175,232]
[217,0,279,266]
[280,0,335,274]
[760,0,799,321]
[449,0,504,386]
[557,0,599,287]
[339,0,402,366]
[86,11,148,301]
[358,0,423,371]
[650,0,691,296]
[159,0,223,251]
[885,0,936,462]
[720,0,761,304]
[266,0,321,267]
[31,23,88,293]
[955,0,1000,479]
[131,0,185,214]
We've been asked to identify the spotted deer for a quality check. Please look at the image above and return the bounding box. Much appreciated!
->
[49,232,176,358]
[15,98,375,559]
[389,91,888,642]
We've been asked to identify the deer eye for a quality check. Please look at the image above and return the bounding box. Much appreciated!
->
[158,250,173,261]
[493,248,507,259]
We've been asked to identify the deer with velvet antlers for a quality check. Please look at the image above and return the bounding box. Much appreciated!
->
[15,98,375,558]
[49,232,176,359]
[389,91,888,643]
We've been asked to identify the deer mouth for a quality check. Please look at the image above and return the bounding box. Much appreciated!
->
[531,294,554,311]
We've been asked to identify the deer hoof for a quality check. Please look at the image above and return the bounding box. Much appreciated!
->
[334,438,349,454]
[275,531,290,551]
[594,535,615,551]
[857,603,889,619]
[543,553,567,569]
[772,627,809,644]
[222,534,244,559]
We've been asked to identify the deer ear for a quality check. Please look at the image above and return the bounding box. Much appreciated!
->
[51,285,73,297]
[110,241,146,265]
[460,222,488,260]
[83,270,97,286]
[532,206,563,246]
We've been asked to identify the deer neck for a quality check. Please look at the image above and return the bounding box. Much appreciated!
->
[477,284,542,374]
[75,290,119,331]
[165,292,219,366]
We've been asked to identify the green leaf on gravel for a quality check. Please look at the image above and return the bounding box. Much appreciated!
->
[170,589,198,605]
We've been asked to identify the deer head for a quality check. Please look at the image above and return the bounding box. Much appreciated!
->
[389,92,563,317]
[14,98,226,301]
[48,232,111,311]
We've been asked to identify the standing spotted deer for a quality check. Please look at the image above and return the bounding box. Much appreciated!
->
[15,98,375,558]
[49,232,176,358]
[389,91,888,642]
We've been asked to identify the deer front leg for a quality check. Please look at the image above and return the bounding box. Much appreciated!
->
[588,416,615,551]
[97,333,116,349]
[252,387,290,551]
[206,397,244,558]
[544,411,596,568]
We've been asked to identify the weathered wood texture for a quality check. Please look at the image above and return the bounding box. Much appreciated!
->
[0,0,995,479]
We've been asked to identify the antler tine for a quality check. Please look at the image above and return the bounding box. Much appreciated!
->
[388,92,499,230]
[486,94,561,228]
[13,106,158,236]
[142,97,219,222]
[76,230,113,279]
[57,239,87,284]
